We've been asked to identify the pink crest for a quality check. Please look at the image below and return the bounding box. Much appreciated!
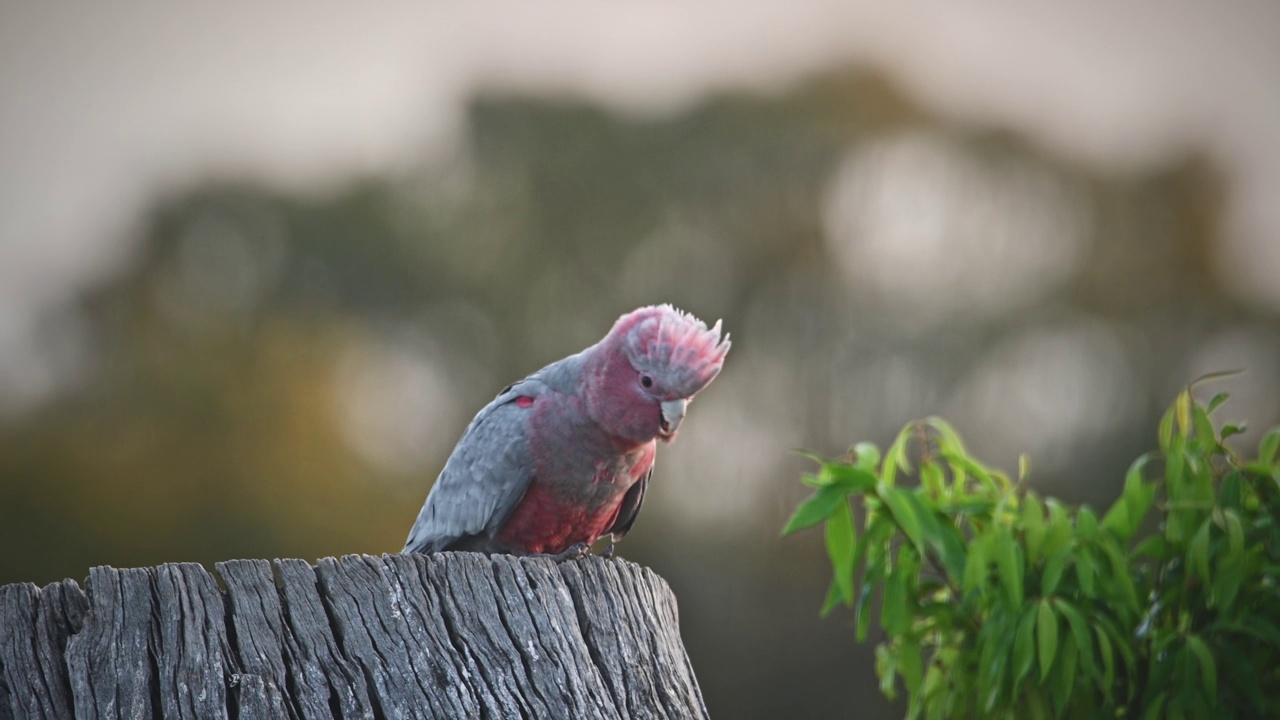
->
[613,305,731,394]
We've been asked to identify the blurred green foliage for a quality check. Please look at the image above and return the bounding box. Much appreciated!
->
[788,381,1280,718]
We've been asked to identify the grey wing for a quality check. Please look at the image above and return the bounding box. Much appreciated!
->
[402,379,545,553]
[605,468,650,541]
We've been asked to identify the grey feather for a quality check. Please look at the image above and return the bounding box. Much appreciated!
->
[401,354,586,554]
[401,378,544,553]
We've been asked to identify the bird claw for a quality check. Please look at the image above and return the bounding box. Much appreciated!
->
[600,542,617,559]
[549,542,592,562]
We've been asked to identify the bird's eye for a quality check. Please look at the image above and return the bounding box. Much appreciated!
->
[640,374,654,389]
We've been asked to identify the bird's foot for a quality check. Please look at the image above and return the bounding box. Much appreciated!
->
[549,542,592,563]
[600,542,618,559]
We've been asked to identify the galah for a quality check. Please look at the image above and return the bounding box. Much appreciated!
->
[402,305,730,558]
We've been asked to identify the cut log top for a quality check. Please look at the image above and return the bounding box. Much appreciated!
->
[0,553,708,720]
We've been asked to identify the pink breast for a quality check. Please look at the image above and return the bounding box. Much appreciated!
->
[495,483,625,554]
[496,444,655,555]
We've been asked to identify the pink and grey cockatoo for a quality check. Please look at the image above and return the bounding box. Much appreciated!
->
[402,305,730,558]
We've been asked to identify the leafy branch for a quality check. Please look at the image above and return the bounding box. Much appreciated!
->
[785,383,1280,719]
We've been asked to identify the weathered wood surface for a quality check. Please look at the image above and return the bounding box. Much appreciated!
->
[0,554,708,719]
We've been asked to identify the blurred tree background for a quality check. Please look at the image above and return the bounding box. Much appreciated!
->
[2,4,1279,718]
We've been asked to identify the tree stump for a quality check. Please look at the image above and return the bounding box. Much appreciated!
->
[0,553,708,719]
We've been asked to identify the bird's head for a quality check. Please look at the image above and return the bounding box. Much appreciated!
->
[586,304,730,444]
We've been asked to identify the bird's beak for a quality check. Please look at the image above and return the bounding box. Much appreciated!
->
[659,399,688,438]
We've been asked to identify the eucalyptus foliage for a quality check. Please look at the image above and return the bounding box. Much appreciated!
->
[786,384,1280,719]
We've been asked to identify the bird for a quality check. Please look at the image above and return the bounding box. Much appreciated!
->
[402,304,730,559]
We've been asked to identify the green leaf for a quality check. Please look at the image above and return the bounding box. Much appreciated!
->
[1101,501,1129,542]
[1175,389,1192,439]
[1095,615,1138,686]
[945,458,968,500]
[1098,542,1139,611]
[1144,637,1179,711]
[1223,508,1244,557]
[852,442,881,471]
[899,489,966,581]
[1208,558,1239,607]
[1018,452,1030,482]
[1166,439,1187,501]
[1054,600,1094,682]
[1037,599,1058,681]
[1220,470,1242,511]
[1076,506,1098,539]
[823,464,879,493]
[1213,510,1245,608]
[1043,500,1072,557]
[1192,404,1217,449]
[800,473,825,489]
[1133,534,1172,561]
[1051,632,1078,717]
[1206,392,1230,413]
[881,554,910,635]
[1187,518,1212,583]
[995,528,1025,607]
[964,531,989,594]
[1177,644,1197,709]
[930,530,969,586]
[899,637,923,695]
[1095,623,1115,692]
[1158,403,1176,451]
[876,644,897,699]
[819,580,843,617]
[1014,605,1038,685]
[880,487,925,551]
[940,499,997,517]
[1074,549,1096,595]
[825,499,857,605]
[1187,451,1215,504]
[920,661,945,715]
[977,613,1014,711]
[855,581,875,641]
[1260,427,1280,465]
[945,452,998,493]
[920,461,944,497]
[1041,546,1069,597]
[1185,635,1217,698]
[1249,616,1280,647]
[883,425,914,487]
[1108,453,1157,539]
[1144,693,1167,720]
[783,485,849,536]
[862,513,893,579]
[1022,494,1046,562]
[849,522,871,572]
[1221,422,1247,439]
[926,416,966,454]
